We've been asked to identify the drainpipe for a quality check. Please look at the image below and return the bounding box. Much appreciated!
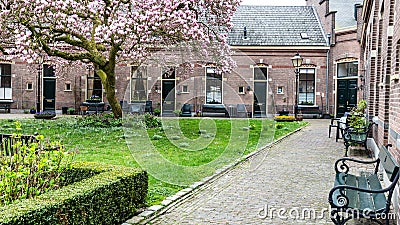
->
[326,33,331,115]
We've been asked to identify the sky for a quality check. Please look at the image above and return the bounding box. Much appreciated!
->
[240,0,306,6]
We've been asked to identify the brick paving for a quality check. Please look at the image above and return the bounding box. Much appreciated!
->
[146,119,395,225]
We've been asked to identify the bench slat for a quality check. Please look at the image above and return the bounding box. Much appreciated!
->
[367,173,387,212]
[345,174,359,209]
[357,174,374,211]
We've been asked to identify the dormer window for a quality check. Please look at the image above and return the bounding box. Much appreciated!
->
[300,33,309,39]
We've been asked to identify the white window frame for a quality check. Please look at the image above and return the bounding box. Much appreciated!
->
[277,86,284,94]
[238,86,245,94]
[26,82,33,91]
[64,82,72,92]
[181,85,189,93]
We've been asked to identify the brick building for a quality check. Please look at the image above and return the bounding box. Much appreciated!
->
[0,2,364,119]
[0,5,331,118]
[306,0,363,117]
[358,0,400,220]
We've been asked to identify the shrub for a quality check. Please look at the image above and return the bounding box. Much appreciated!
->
[0,122,74,206]
[76,113,122,127]
[0,162,148,225]
[144,113,161,128]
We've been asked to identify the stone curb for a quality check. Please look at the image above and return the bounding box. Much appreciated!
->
[123,122,308,225]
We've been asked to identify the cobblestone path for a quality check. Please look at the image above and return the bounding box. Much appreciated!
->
[147,119,395,225]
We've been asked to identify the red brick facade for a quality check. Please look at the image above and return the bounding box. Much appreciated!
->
[359,0,400,221]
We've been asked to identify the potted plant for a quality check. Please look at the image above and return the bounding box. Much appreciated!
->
[347,100,367,132]
[67,108,75,115]
[173,110,181,117]
[86,95,102,103]
[153,109,161,116]
[29,106,36,114]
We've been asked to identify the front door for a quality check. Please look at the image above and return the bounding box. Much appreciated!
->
[43,78,56,111]
[253,82,267,118]
[336,79,357,117]
[42,65,56,112]
[162,80,175,116]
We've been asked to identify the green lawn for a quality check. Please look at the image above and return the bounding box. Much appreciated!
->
[0,117,307,205]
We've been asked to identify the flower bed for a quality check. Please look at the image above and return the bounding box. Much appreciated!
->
[274,115,296,122]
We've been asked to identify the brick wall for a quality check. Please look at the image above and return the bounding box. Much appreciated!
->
[360,0,400,221]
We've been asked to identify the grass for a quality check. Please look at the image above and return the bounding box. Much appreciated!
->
[0,117,307,206]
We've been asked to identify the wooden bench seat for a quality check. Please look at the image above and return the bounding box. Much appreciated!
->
[201,104,228,117]
[328,144,399,225]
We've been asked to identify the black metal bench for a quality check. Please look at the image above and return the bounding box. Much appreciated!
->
[343,122,374,157]
[297,105,322,118]
[201,104,228,117]
[328,144,399,225]
[0,134,37,157]
[0,102,12,113]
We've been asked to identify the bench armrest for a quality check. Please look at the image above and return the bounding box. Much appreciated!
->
[329,184,389,208]
[334,157,379,174]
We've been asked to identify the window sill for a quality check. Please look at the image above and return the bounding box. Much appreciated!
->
[64,90,72,92]
[180,92,190,94]
[238,92,246,95]
[25,89,33,91]
[298,105,318,107]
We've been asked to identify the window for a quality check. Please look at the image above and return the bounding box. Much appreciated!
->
[87,71,103,100]
[43,64,55,77]
[131,66,147,102]
[182,85,189,93]
[298,68,315,105]
[206,67,222,104]
[337,61,358,78]
[65,83,72,91]
[26,82,33,90]
[0,64,11,88]
[162,67,175,79]
[254,67,267,80]
[277,86,284,94]
[0,63,12,99]
[238,86,245,94]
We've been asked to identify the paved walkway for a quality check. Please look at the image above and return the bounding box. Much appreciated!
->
[146,119,394,225]
[148,120,341,224]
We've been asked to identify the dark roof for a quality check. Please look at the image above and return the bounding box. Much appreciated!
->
[330,0,363,29]
[227,5,327,46]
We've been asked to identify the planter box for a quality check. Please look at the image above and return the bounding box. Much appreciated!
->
[274,119,295,122]
[34,114,56,119]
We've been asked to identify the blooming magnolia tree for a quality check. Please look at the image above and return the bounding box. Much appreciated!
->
[0,0,240,118]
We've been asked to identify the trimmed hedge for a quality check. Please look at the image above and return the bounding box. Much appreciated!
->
[0,162,148,225]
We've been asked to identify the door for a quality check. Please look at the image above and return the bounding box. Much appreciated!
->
[253,82,267,118]
[43,78,56,111]
[162,80,175,116]
[336,79,357,117]
[42,65,56,112]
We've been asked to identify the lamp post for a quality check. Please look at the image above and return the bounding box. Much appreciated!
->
[36,54,44,112]
[291,53,303,119]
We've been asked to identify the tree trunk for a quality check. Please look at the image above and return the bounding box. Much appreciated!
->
[98,66,122,119]
[106,84,122,118]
